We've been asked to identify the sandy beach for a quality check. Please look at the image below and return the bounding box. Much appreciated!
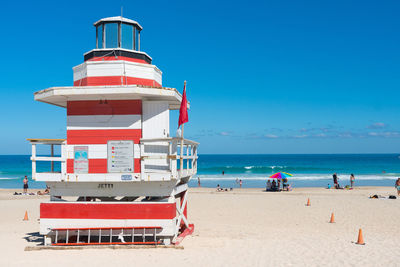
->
[0,186,399,266]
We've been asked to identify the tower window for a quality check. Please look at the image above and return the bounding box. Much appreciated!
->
[105,23,118,48]
[121,24,133,50]
[97,25,103,48]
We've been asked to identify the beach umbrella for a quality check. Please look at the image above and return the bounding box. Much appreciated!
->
[269,172,292,179]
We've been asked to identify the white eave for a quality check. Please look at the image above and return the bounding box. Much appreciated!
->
[33,85,188,110]
[94,16,143,30]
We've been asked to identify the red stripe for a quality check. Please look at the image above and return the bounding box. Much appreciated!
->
[67,100,142,115]
[66,159,73,173]
[73,76,162,87]
[87,56,149,64]
[67,159,107,173]
[40,203,176,219]
[67,158,141,173]
[67,129,142,144]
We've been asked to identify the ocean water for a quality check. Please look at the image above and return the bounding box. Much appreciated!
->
[188,154,400,189]
[0,154,399,189]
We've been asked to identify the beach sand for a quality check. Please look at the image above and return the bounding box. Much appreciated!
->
[0,187,399,266]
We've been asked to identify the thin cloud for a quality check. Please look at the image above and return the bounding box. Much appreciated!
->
[293,134,308,139]
[367,122,387,129]
[219,131,231,136]
[264,134,279,139]
[367,131,400,138]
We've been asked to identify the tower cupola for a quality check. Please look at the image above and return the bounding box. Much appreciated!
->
[83,16,152,64]
[75,16,160,87]
[94,16,142,51]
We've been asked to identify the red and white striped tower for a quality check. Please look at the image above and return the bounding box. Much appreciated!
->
[28,16,198,246]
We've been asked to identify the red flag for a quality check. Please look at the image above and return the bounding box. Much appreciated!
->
[178,82,188,128]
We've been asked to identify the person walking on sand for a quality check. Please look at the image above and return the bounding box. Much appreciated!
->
[395,178,400,196]
[23,176,28,195]
[350,174,355,188]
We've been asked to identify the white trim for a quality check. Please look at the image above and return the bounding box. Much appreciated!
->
[34,86,185,110]
[134,144,140,158]
[36,173,62,182]
[93,16,143,30]
[48,180,176,195]
[66,144,140,159]
[67,115,142,130]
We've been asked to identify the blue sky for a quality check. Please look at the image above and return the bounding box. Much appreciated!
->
[1,0,400,154]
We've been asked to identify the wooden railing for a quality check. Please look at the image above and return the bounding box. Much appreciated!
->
[26,139,66,181]
[27,137,198,182]
[140,137,199,180]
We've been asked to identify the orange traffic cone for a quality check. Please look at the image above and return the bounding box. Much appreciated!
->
[356,228,365,245]
[329,212,335,223]
[306,198,311,206]
[23,211,29,221]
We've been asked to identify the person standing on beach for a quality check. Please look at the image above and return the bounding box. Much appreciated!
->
[23,176,28,194]
[333,173,338,189]
[198,177,201,187]
[395,178,400,196]
[266,180,272,191]
[239,179,242,188]
[350,174,355,188]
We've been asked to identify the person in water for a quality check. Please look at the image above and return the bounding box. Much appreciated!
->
[350,174,355,188]
[197,177,201,187]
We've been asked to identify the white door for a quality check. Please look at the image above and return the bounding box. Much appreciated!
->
[142,101,169,139]
[142,101,170,173]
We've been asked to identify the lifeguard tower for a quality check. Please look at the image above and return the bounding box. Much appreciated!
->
[27,16,198,246]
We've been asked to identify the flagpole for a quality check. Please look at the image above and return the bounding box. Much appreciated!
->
[180,81,186,177]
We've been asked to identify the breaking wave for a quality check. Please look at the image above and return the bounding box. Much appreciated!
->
[197,174,399,181]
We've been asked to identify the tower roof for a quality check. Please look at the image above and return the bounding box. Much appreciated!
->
[33,85,189,110]
[94,16,143,31]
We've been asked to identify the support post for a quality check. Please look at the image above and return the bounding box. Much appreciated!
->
[51,144,54,172]
[181,191,188,227]
[31,143,36,180]
[180,124,184,178]
[186,145,189,171]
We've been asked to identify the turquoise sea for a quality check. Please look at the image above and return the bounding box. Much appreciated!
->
[0,154,399,189]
